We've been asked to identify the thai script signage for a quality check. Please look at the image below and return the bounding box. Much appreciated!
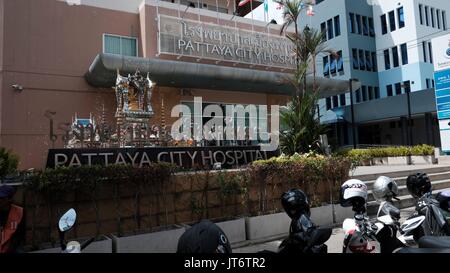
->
[158,15,295,69]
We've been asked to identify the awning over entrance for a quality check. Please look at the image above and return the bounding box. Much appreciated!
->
[85,54,360,98]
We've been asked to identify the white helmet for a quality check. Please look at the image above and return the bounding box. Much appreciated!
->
[372,176,398,202]
[340,179,368,208]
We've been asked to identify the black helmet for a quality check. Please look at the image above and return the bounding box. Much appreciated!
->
[281,189,310,219]
[177,220,232,253]
[406,173,432,198]
[436,190,450,212]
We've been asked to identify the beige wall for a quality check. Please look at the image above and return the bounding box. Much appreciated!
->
[0,0,289,169]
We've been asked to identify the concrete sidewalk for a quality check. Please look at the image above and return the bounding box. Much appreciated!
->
[233,207,417,253]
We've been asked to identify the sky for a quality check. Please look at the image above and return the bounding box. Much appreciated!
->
[245,1,285,25]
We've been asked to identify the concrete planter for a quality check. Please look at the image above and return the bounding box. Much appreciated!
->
[372,157,388,165]
[371,156,436,165]
[112,225,186,253]
[387,156,410,165]
[215,218,246,244]
[30,235,112,253]
[410,155,435,165]
[310,205,333,226]
[332,205,354,223]
[245,212,290,240]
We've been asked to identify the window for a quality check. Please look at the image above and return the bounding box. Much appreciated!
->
[381,14,388,34]
[359,50,365,70]
[337,51,344,72]
[330,55,337,74]
[333,96,339,108]
[431,8,435,28]
[365,51,372,71]
[419,4,424,25]
[384,49,391,70]
[395,83,402,95]
[326,97,332,110]
[392,46,399,68]
[321,22,327,40]
[443,11,447,30]
[362,86,367,101]
[368,17,375,37]
[356,89,361,103]
[372,52,377,72]
[429,42,433,63]
[352,49,359,69]
[375,87,380,99]
[404,81,411,94]
[103,34,138,57]
[387,85,393,96]
[437,9,441,29]
[349,13,355,33]
[426,78,431,89]
[400,43,408,65]
[398,7,405,28]
[368,86,373,100]
[334,16,341,36]
[327,19,334,40]
[389,11,396,31]
[423,41,428,62]
[362,16,369,36]
[356,14,362,34]
[323,56,330,76]
[340,94,346,106]
[425,6,429,26]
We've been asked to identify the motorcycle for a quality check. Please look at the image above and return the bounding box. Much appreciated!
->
[58,208,95,253]
[398,192,450,246]
[260,189,332,254]
[278,213,332,254]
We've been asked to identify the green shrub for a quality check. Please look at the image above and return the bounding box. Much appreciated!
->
[336,145,435,165]
[0,147,19,179]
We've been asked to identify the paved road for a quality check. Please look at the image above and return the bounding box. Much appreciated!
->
[233,207,417,253]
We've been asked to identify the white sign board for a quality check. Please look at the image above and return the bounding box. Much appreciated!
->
[432,34,450,72]
[432,34,450,152]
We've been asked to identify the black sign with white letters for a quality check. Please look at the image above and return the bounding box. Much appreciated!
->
[46,146,279,169]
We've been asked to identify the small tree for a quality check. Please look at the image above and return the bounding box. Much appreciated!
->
[278,1,332,155]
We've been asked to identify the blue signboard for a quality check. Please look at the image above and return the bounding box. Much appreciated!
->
[434,68,450,120]
[438,111,450,120]
[436,96,450,105]
[437,103,450,111]
[436,88,450,98]
[435,69,450,90]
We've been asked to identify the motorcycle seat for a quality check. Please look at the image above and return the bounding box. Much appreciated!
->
[395,248,450,253]
[418,236,450,249]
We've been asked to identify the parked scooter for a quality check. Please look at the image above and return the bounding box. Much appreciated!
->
[436,189,450,224]
[354,175,450,253]
[403,173,450,240]
[276,189,332,253]
[58,208,95,253]
[340,179,381,253]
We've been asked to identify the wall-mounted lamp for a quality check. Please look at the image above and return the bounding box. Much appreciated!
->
[11,84,24,92]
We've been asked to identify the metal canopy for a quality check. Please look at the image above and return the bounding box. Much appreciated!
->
[85,54,361,99]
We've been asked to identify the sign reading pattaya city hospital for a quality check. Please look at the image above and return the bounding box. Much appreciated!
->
[432,34,450,152]
[158,15,296,69]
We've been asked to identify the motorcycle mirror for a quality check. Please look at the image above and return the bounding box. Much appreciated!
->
[58,208,77,232]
